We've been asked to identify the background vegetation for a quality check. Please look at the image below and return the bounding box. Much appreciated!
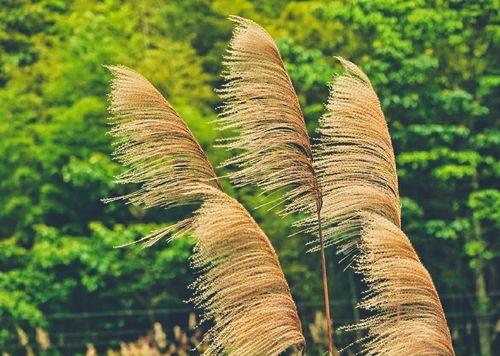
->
[1,0,498,355]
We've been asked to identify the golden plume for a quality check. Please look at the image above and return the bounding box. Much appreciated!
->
[317,58,454,355]
[106,66,305,355]
[104,65,221,208]
[342,213,455,355]
[190,185,305,355]
[309,57,400,252]
[217,16,336,354]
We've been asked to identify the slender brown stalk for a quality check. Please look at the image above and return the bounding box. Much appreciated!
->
[317,209,334,355]
[217,16,336,354]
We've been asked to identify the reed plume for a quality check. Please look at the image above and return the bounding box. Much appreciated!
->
[106,65,305,355]
[309,57,400,252]
[190,185,305,355]
[104,65,221,208]
[217,16,335,354]
[316,58,454,355]
[342,213,455,355]
[217,16,453,353]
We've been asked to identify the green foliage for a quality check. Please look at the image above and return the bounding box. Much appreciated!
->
[0,222,192,350]
[1,0,498,354]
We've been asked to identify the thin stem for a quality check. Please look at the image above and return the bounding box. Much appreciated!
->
[317,208,335,355]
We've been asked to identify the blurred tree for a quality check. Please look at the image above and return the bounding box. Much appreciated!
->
[0,222,192,352]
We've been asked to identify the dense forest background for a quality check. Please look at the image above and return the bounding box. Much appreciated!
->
[1,0,498,355]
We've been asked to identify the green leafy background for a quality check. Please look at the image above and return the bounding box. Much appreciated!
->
[1,0,498,355]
